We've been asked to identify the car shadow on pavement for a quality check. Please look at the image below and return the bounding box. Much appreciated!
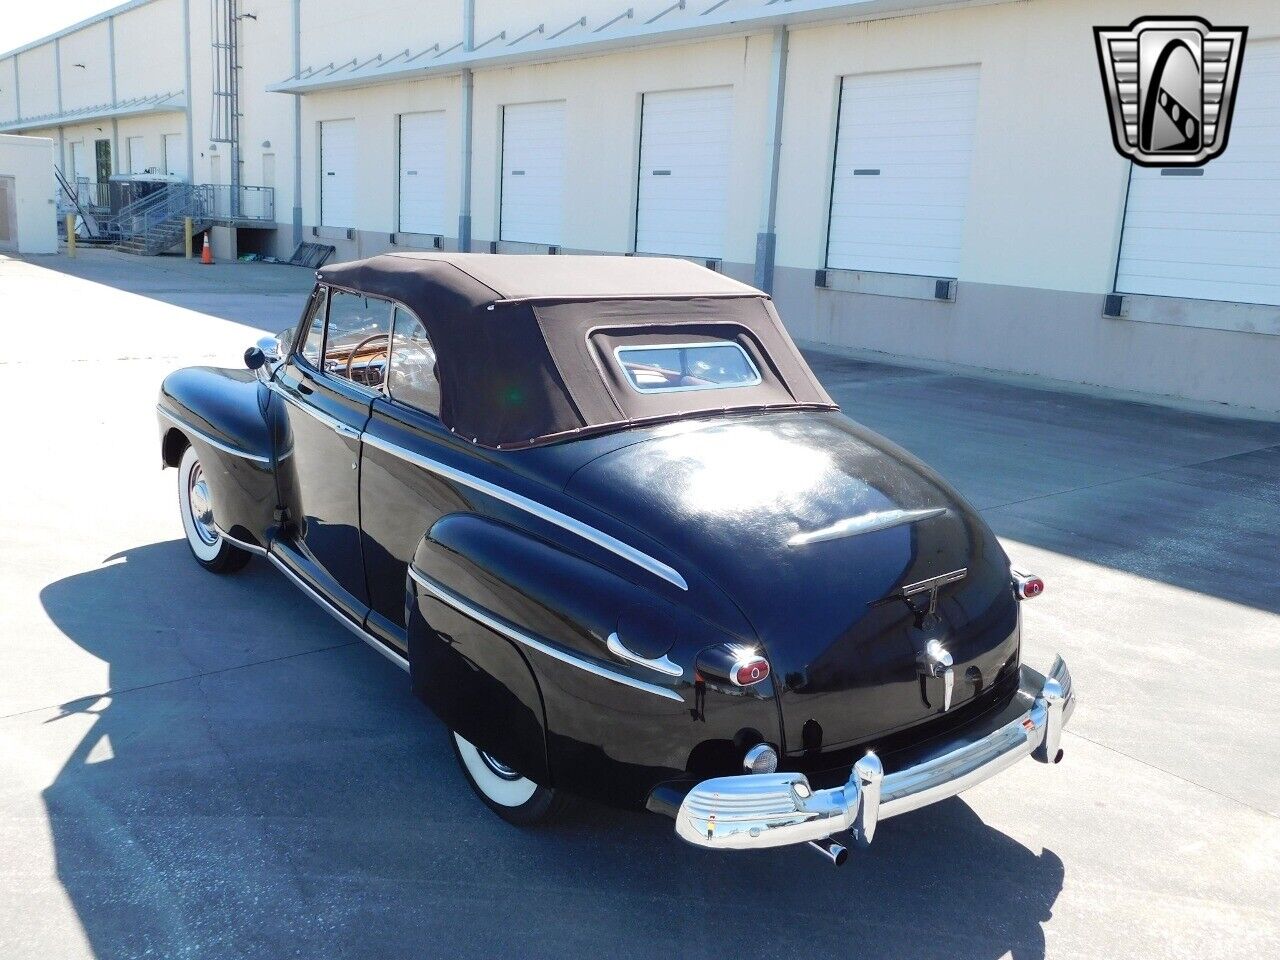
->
[38,541,1063,960]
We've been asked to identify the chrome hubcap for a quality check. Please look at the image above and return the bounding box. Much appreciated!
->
[479,750,522,781]
[187,463,218,546]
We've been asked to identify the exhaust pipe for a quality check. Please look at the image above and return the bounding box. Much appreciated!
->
[807,837,848,867]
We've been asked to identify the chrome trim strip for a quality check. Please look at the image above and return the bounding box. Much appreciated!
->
[269,383,363,439]
[366,431,688,591]
[606,632,683,678]
[157,405,271,465]
[212,524,269,556]
[788,508,947,547]
[409,566,684,703]
[267,552,410,673]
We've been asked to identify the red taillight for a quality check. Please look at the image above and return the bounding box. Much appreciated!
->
[1012,569,1044,600]
[733,656,770,686]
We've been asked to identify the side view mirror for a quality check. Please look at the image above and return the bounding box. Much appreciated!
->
[244,346,267,370]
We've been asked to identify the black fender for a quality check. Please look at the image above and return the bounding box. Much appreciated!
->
[407,513,781,808]
[157,366,277,550]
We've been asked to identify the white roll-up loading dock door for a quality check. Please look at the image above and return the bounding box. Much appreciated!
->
[1116,42,1280,306]
[127,136,149,175]
[500,101,565,245]
[826,65,980,277]
[69,141,87,183]
[163,133,187,179]
[398,112,447,236]
[635,86,733,260]
[320,119,357,229]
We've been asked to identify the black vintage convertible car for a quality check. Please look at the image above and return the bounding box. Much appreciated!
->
[157,253,1074,864]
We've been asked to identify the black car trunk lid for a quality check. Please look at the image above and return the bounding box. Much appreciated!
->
[563,410,1021,755]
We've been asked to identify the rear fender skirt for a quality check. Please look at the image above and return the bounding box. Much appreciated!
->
[407,513,780,807]
[157,366,277,550]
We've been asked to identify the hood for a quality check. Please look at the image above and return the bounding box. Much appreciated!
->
[564,410,1020,756]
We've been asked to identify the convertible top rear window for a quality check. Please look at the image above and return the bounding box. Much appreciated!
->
[614,342,762,393]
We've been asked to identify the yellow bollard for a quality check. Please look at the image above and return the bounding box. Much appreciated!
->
[184,217,194,259]
[65,214,76,258]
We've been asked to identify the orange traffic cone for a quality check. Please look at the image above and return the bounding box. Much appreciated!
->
[200,233,214,265]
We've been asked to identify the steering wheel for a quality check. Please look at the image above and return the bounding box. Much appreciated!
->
[345,332,391,384]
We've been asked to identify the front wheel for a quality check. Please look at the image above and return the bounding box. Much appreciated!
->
[177,445,251,574]
[451,731,571,826]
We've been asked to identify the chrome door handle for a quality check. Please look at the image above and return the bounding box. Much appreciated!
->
[332,422,360,439]
[607,632,683,678]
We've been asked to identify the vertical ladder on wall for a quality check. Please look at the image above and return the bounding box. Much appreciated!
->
[210,0,242,219]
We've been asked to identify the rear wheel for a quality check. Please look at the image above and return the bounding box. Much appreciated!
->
[451,731,571,825]
[177,444,251,574]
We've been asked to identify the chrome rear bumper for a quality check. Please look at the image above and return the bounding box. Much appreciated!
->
[675,656,1074,856]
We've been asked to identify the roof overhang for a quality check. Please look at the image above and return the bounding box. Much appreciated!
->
[0,92,186,134]
[268,0,1011,95]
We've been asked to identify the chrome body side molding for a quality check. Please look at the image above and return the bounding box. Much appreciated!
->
[788,507,947,547]
[157,405,271,465]
[365,430,689,591]
[212,524,269,556]
[267,551,410,673]
[409,566,685,703]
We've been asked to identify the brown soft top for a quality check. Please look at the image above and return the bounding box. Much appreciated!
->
[321,252,763,302]
[315,253,836,449]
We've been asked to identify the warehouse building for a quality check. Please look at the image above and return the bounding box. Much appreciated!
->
[2,0,1278,414]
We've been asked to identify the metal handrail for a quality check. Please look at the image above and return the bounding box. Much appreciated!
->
[105,183,213,240]
[206,184,275,222]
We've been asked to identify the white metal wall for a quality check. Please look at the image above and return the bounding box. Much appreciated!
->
[320,119,357,228]
[634,86,733,259]
[499,100,565,244]
[398,112,447,236]
[1117,41,1280,306]
[827,65,980,277]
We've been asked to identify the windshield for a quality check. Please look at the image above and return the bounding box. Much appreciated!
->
[614,341,762,393]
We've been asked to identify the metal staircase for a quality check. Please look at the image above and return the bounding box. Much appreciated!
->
[106,183,214,256]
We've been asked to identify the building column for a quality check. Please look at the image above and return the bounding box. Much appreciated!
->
[54,38,63,114]
[108,16,120,174]
[182,0,195,182]
[457,0,475,252]
[753,26,788,295]
[292,0,303,244]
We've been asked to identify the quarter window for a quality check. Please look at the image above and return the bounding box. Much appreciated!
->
[299,289,326,366]
[614,342,761,393]
[324,290,394,390]
[387,306,440,416]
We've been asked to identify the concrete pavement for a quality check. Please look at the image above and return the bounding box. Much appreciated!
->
[1,250,1277,960]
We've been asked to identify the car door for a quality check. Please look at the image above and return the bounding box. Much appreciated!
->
[271,286,392,621]
[359,305,453,651]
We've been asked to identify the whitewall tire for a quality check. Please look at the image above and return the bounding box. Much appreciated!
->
[177,444,251,574]
[451,731,571,825]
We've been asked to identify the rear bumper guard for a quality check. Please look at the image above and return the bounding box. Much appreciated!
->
[675,656,1075,858]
